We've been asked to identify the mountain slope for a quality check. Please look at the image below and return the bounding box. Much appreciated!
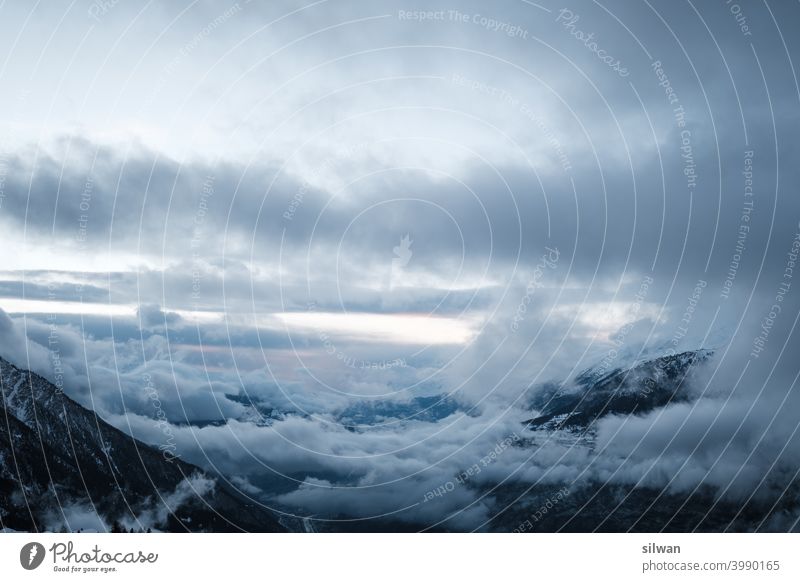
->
[484,349,800,531]
[524,349,713,432]
[0,356,284,532]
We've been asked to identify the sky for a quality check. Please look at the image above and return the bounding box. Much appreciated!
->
[1,0,799,530]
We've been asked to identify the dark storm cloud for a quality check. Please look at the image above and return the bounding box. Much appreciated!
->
[0,280,108,302]
[1,129,794,319]
[3,0,798,303]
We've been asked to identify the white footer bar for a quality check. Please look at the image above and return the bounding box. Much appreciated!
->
[1,533,796,581]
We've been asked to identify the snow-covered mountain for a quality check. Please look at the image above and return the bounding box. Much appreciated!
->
[525,349,714,433]
[5,346,792,533]
[482,349,800,532]
[0,356,284,532]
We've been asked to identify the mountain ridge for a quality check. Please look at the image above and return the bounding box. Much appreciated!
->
[524,349,714,433]
[0,355,284,532]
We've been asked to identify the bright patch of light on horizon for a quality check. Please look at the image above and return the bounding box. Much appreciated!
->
[274,311,479,345]
[553,301,663,340]
[362,269,500,293]
[2,236,158,274]
[0,299,136,317]
[0,299,222,324]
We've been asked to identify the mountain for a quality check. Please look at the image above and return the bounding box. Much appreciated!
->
[481,348,799,532]
[220,393,465,430]
[524,349,714,433]
[337,395,464,429]
[7,346,789,533]
[0,356,284,532]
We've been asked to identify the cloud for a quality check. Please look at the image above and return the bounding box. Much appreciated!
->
[122,474,216,532]
[137,303,183,328]
[0,307,57,380]
[41,474,218,533]
[43,501,109,533]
